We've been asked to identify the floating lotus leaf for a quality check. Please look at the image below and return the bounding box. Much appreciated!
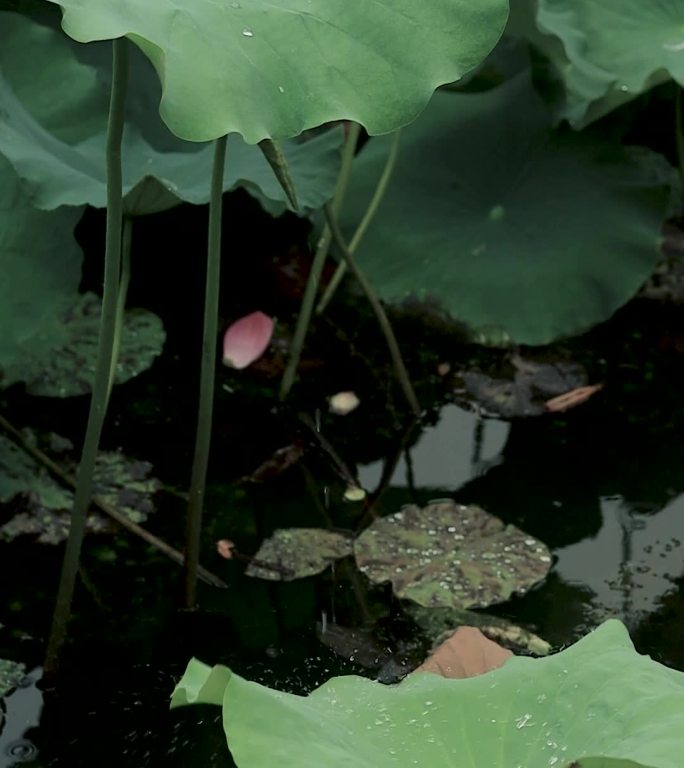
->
[0,433,160,544]
[246,528,353,581]
[536,0,684,126]
[0,293,165,397]
[0,10,342,214]
[341,74,669,345]
[171,620,684,768]
[46,0,508,144]
[0,658,25,698]
[354,500,551,609]
[407,604,551,656]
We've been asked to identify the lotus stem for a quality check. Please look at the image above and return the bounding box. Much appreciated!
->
[323,203,420,417]
[279,122,361,401]
[317,129,402,314]
[45,38,129,675]
[184,134,228,608]
[676,84,684,212]
[106,215,133,403]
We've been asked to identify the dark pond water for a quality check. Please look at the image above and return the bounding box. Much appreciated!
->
[2,198,684,766]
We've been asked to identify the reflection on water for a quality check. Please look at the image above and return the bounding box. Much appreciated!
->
[0,669,42,768]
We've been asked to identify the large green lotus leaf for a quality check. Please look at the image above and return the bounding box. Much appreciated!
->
[246,528,353,581]
[534,0,684,126]
[46,0,509,144]
[171,619,684,768]
[0,154,83,370]
[341,74,669,345]
[0,11,341,214]
[0,293,165,397]
[354,501,551,609]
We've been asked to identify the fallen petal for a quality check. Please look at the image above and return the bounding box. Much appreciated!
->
[329,391,360,415]
[413,626,512,678]
[216,539,236,559]
[222,312,274,369]
[545,383,604,413]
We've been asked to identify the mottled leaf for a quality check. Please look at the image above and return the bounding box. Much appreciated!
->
[246,528,353,581]
[1,293,165,397]
[0,433,160,544]
[354,501,552,609]
[0,657,25,698]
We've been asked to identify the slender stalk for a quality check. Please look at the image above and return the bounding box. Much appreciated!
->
[45,38,129,675]
[676,84,684,211]
[324,203,420,416]
[317,129,402,314]
[279,122,362,401]
[106,215,133,402]
[184,134,228,608]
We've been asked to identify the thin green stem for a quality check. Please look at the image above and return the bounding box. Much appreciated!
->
[45,38,129,675]
[106,215,133,403]
[184,134,228,609]
[279,122,362,401]
[317,129,402,314]
[676,84,684,212]
[324,203,420,417]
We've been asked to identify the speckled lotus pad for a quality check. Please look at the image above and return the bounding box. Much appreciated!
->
[354,501,552,609]
[246,528,353,581]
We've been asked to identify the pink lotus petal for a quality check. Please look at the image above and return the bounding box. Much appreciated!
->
[222,311,274,369]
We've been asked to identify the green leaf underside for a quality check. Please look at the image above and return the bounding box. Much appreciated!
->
[536,0,684,126]
[0,154,83,369]
[341,74,669,345]
[0,10,342,214]
[354,501,551,609]
[0,433,160,543]
[171,619,684,768]
[246,528,353,581]
[0,293,165,397]
[46,0,509,143]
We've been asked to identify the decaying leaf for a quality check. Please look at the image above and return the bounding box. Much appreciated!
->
[413,626,512,678]
[354,500,552,609]
[0,432,160,544]
[407,603,551,657]
[246,528,353,581]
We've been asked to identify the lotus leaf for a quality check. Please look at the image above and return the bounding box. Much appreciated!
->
[0,434,160,544]
[354,500,551,609]
[0,293,165,397]
[46,0,508,144]
[341,74,669,345]
[536,0,684,126]
[246,528,353,581]
[0,154,83,373]
[0,658,25,698]
[0,10,342,214]
[171,619,684,768]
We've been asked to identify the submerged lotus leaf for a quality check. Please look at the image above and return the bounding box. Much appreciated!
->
[171,620,684,768]
[341,74,669,345]
[353,501,551,609]
[0,434,160,544]
[246,528,353,581]
[536,0,684,126]
[1,293,165,397]
[46,0,508,144]
[0,10,342,214]
[407,604,551,656]
[0,658,25,698]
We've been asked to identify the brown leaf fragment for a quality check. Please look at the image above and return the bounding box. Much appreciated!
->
[413,626,512,679]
